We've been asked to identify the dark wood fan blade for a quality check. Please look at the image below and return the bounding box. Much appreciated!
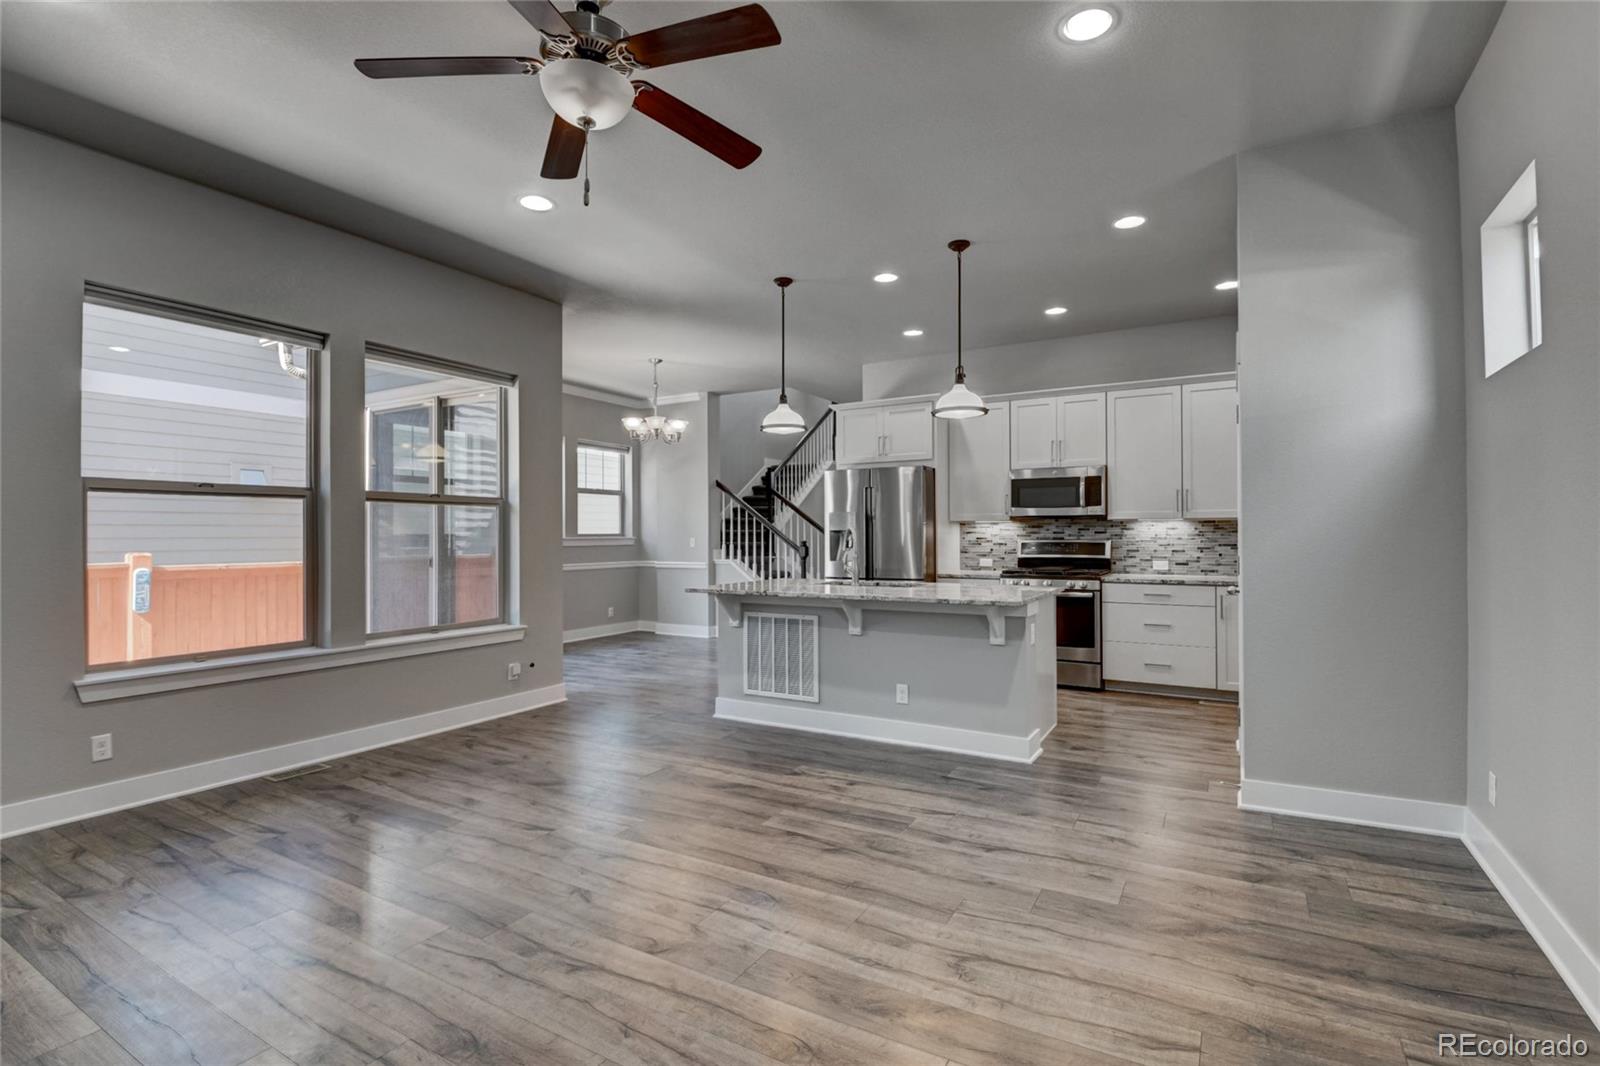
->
[631,81,761,169]
[541,114,586,179]
[507,0,574,39]
[622,4,779,68]
[355,56,538,78]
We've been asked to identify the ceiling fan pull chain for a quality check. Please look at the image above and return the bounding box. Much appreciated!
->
[582,119,593,206]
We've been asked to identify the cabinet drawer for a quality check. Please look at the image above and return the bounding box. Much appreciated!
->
[1104,602,1216,648]
[1103,583,1216,608]
[1104,641,1218,689]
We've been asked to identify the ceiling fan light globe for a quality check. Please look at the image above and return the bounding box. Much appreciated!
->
[932,382,988,420]
[761,401,806,435]
[539,58,635,131]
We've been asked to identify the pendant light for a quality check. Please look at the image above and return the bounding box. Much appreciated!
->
[761,276,806,435]
[621,358,689,444]
[932,238,988,420]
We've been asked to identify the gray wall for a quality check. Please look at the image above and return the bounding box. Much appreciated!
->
[1456,3,1600,960]
[861,316,1237,401]
[561,391,644,634]
[0,123,564,805]
[1237,109,1467,803]
[714,387,833,494]
[640,395,717,630]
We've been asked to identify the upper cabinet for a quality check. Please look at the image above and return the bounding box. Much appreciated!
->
[1107,385,1183,519]
[1009,393,1106,470]
[1182,381,1238,518]
[835,400,934,465]
[947,401,1011,521]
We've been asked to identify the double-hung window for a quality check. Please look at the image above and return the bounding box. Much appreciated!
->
[365,348,511,635]
[81,287,320,668]
[573,443,628,537]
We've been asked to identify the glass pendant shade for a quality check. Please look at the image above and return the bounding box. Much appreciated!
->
[539,58,635,130]
[761,400,806,434]
[933,380,988,419]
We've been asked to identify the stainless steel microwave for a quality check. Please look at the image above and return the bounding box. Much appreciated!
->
[1008,465,1107,516]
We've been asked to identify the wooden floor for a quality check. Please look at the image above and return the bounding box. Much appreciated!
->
[3,635,1593,1066]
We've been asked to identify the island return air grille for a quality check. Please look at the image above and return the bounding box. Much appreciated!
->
[743,612,819,702]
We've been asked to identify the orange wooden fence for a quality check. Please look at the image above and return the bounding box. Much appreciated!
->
[86,555,498,666]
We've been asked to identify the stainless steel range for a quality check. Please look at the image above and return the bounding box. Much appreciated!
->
[1001,539,1112,690]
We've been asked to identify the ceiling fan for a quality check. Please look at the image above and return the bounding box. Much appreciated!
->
[354,0,780,204]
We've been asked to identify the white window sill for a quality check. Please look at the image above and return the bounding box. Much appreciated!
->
[73,623,527,704]
[563,536,636,547]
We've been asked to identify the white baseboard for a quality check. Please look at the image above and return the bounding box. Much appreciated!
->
[642,621,715,639]
[1238,777,1465,837]
[0,683,567,839]
[714,696,1045,763]
[563,620,645,643]
[1463,810,1600,1030]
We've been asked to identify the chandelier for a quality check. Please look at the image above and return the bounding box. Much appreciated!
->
[622,358,689,444]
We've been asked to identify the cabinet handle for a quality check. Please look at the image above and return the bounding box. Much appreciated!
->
[1142,622,1173,629]
[1142,591,1173,599]
[1175,488,1181,512]
[1144,662,1174,670]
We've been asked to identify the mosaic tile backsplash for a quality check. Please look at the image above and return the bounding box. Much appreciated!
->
[960,518,1238,574]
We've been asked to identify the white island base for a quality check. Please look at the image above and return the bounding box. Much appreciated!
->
[691,581,1059,763]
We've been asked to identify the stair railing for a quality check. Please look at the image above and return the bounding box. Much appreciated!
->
[716,480,810,579]
[764,408,835,516]
[767,484,823,578]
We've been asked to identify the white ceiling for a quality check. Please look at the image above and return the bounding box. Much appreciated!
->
[1,1,1500,400]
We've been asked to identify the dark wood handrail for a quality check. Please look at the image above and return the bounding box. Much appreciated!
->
[767,485,824,533]
[715,481,806,558]
[774,407,835,473]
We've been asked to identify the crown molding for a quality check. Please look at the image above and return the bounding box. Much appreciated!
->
[563,382,645,407]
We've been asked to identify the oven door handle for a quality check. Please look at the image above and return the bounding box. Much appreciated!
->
[1056,591,1097,599]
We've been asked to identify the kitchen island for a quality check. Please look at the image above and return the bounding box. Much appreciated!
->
[687,579,1058,762]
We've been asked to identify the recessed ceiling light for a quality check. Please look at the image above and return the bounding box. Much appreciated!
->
[1059,6,1117,42]
[108,345,130,352]
[1214,279,1239,291]
[873,272,899,284]
[518,193,555,212]
[902,328,924,337]
[1045,306,1069,316]
[1113,215,1146,229]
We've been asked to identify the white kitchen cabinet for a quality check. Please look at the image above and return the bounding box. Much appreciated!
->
[1009,393,1106,470]
[834,401,934,465]
[947,401,1011,520]
[836,406,887,464]
[880,402,934,461]
[1183,381,1238,518]
[1103,579,1219,690]
[1216,585,1241,692]
[1107,385,1182,518]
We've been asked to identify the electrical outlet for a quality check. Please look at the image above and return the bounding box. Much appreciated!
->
[90,733,113,762]
[978,557,994,569]
[507,662,522,682]
[607,606,615,619]
[1152,557,1171,573]
[1488,771,1497,807]
[895,683,909,705]
[688,536,697,549]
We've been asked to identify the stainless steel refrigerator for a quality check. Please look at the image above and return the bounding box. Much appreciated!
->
[823,466,936,582]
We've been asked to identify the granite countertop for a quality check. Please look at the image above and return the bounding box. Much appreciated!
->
[1102,572,1239,587]
[687,579,1056,607]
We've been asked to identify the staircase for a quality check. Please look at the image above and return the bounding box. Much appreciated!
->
[718,409,834,579]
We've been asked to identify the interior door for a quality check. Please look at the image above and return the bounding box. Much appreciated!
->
[1183,381,1238,518]
[1009,397,1058,469]
[879,402,934,461]
[836,407,883,465]
[1056,393,1107,467]
[948,402,1010,520]
[1107,385,1182,519]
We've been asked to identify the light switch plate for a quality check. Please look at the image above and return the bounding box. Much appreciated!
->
[1152,558,1171,572]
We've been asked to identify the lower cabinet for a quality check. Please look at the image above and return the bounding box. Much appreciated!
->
[1216,585,1241,692]
[1102,582,1220,690]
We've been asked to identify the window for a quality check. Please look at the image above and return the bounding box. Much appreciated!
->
[81,288,319,668]
[574,443,627,536]
[1480,160,1542,377]
[365,350,511,635]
